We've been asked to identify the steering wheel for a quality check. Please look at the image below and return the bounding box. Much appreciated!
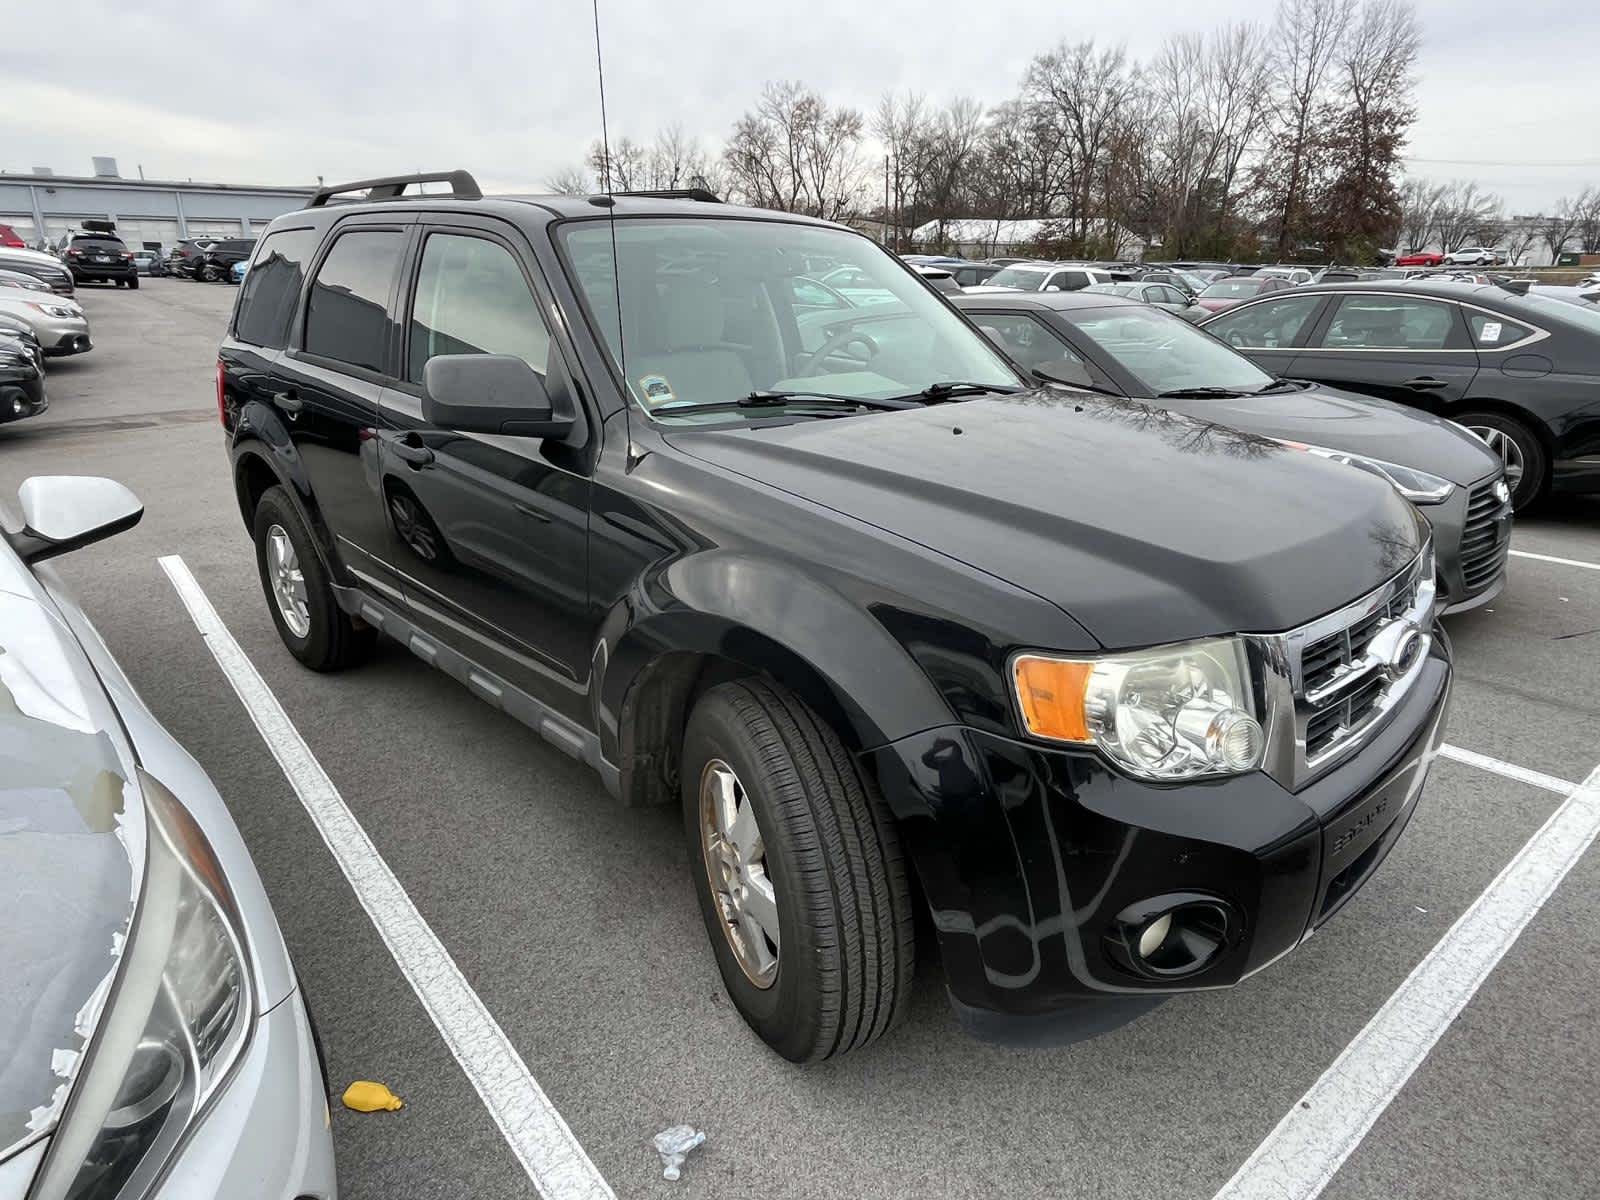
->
[1226,329,1248,348]
[801,325,880,377]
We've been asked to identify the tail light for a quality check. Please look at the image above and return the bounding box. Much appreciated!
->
[67,248,82,257]
[216,359,227,426]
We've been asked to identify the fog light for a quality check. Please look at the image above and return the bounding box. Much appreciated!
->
[11,396,23,416]
[1137,913,1173,959]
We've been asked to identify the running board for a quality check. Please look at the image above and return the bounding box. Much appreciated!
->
[332,584,621,800]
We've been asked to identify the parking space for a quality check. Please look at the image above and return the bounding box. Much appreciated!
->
[4,279,1597,1199]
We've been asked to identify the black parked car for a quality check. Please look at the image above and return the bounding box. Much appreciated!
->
[220,172,1451,1060]
[58,232,139,287]
[1200,280,1600,510]
[945,261,1004,288]
[0,313,46,375]
[196,237,257,282]
[955,290,1511,610]
[167,238,217,279]
[0,337,45,424]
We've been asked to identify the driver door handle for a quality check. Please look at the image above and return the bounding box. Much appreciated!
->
[272,389,303,413]
[1403,377,1449,390]
[387,432,434,467]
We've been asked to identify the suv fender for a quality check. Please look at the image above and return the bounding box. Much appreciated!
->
[230,426,343,584]
[596,553,953,807]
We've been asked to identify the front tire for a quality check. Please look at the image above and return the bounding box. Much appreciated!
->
[252,485,374,670]
[681,679,914,1062]
[127,276,139,290]
[1458,411,1546,511]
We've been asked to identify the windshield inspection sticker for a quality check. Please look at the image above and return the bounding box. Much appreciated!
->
[1479,321,1503,343]
[639,374,676,406]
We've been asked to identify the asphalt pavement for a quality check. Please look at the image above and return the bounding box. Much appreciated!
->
[4,278,1597,1200]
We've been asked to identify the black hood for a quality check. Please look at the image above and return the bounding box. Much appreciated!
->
[667,390,1423,648]
[1155,382,1502,486]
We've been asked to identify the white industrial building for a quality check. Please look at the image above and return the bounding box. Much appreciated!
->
[0,157,313,250]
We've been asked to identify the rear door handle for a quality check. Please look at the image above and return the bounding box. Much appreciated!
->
[272,389,303,412]
[1403,377,1449,390]
[390,438,434,467]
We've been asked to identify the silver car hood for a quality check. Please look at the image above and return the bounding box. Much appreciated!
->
[0,555,145,1166]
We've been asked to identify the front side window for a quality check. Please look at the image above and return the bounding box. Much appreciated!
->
[1059,305,1274,395]
[1207,294,1324,349]
[1320,295,1455,350]
[303,229,406,372]
[968,311,1083,373]
[235,227,317,349]
[559,217,1018,423]
[407,233,550,382]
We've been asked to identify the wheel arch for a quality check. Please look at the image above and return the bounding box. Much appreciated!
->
[230,434,342,578]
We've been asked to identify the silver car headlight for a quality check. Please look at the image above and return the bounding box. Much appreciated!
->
[1012,636,1265,780]
[25,301,81,320]
[31,771,253,1200]
[1278,439,1454,504]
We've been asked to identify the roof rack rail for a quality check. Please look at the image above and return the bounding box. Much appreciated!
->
[308,170,482,208]
[607,187,721,204]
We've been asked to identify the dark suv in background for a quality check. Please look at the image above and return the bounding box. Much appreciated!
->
[196,237,257,282]
[58,231,139,287]
[219,171,1451,1061]
[167,238,218,279]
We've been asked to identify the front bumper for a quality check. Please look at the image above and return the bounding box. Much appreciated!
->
[149,988,336,1198]
[0,371,46,422]
[869,635,1451,1024]
[38,319,92,356]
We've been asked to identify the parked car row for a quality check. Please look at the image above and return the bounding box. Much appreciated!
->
[0,247,95,430]
[168,237,256,283]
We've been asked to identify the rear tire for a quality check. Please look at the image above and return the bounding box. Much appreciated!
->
[252,485,374,671]
[127,276,139,290]
[681,679,914,1062]
[1458,411,1546,511]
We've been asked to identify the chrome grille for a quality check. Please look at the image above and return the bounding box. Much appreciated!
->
[1250,544,1437,789]
[1458,476,1510,594]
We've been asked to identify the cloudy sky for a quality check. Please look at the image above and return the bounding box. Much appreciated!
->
[5,0,1595,214]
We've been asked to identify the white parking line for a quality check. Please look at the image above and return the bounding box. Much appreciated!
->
[158,556,615,1200]
[1439,743,1576,795]
[1213,752,1600,1200]
[1510,548,1600,572]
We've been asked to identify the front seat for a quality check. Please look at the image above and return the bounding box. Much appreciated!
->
[627,278,754,409]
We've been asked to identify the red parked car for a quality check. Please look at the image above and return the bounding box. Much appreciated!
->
[1394,250,1444,266]
[1194,274,1291,313]
[0,224,26,249]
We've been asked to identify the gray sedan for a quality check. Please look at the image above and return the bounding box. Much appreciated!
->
[1085,280,1209,322]
[0,477,336,1199]
[0,292,91,357]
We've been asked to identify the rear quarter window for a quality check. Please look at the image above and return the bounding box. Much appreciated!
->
[234,228,319,350]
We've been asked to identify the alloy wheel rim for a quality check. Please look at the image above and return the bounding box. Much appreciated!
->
[1466,425,1525,491]
[265,524,311,638]
[698,759,780,989]
[388,495,438,562]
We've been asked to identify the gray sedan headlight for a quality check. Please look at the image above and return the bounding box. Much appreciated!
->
[31,772,253,1200]
[25,301,81,320]
[1013,636,1265,780]
[1280,440,1454,504]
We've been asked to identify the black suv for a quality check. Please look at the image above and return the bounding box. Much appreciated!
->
[221,172,1452,1060]
[167,239,217,279]
[58,232,139,287]
[196,237,257,282]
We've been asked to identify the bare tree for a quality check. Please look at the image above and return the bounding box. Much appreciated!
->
[722,81,868,219]
[588,135,646,191]
[1261,0,1355,256]
[1429,180,1501,250]
[1539,194,1583,264]
[546,166,592,196]
[874,92,935,248]
[1023,40,1138,243]
[1577,187,1600,253]
[1397,177,1444,251]
[1499,220,1537,267]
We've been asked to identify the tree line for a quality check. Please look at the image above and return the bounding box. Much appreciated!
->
[552,0,1593,264]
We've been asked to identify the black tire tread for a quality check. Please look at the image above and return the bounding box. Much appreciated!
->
[713,679,914,1059]
[252,485,372,671]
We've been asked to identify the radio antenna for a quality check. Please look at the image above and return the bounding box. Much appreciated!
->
[591,0,630,448]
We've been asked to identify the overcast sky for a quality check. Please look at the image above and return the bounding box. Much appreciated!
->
[5,0,1595,214]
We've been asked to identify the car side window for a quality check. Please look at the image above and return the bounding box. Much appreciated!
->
[303,229,406,372]
[1207,295,1324,349]
[970,312,1083,371]
[407,233,550,383]
[1320,295,1456,350]
[1466,311,1531,349]
[235,228,318,350]
[791,276,848,310]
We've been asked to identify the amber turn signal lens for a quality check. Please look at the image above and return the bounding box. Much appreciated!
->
[1013,656,1093,742]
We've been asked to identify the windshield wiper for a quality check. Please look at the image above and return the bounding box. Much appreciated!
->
[1156,386,1249,399]
[1251,378,1306,394]
[653,390,918,417]
[903,380,1021,404]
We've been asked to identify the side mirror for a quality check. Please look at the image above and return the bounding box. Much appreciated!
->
[1043,284,1063,293]
[1032,358,1095,389]
[7,476,143,562]
[422,354,574,439]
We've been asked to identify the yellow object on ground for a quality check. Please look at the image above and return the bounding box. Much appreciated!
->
[341,1081,404,1112]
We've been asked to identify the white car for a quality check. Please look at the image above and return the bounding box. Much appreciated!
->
[1255,266,1316,286]
[964,262,1113,295]
[0,476,337,1200]
[0,291,91,356]
[1443,247,1501,266]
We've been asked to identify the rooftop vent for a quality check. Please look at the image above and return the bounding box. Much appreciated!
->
[92,157,120,178]
[31,167,53,176]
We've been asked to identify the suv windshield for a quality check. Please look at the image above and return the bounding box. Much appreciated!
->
[559,217,1018,422]
[985,266,1051,291]
[1060,305,1275,395]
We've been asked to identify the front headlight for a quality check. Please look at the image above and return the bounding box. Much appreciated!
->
[1012,636,1264,780]
[1279,440,1455,504]
[26,301,80,320]
[31,771,253,1200]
